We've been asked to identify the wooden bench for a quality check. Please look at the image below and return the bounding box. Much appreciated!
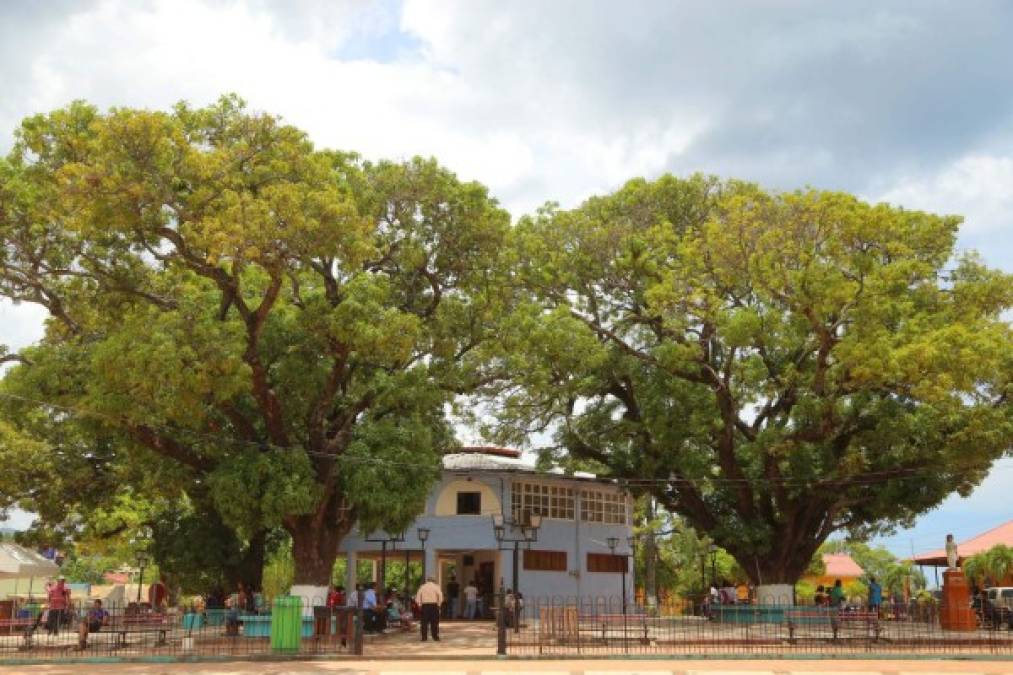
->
[785,609,881,643]
[837,610,882,641]
[784,609,837,642]
[84,616,173,649]
[0,618,38,648]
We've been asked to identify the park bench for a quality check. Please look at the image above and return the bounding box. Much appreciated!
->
[784,609,837,642]
[785,609,881,643]
[535,607,649,651]
[837,609,882,641]
[82,615,173,649]
[0,617,38,649]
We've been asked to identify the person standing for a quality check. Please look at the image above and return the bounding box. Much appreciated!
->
[463,579,479,620]
[362,582,379,633]
[327,584,345,610]
[46,576,69,636]
[504,588,516,628]
[867,576,882,614]
[148,576,168,610]
[446,575,460,619]
[346,583,360,609]
[415,576,443,641]
[829,579,845,608]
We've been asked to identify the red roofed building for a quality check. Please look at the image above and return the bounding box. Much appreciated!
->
[911,519,1013,568]
[807,553,865,587]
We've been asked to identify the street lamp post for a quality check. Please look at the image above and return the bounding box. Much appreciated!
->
[417,527,430,579]
[607,537,630,615]
[135,553,148,604]
[365,531,405,600]
[491,511,542,633]
[627,534,639,603]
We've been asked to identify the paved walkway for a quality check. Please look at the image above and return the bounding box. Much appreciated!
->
[374,619,498,656]
[2,659,1013,674]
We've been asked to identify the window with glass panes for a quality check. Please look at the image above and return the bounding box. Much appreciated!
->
[579,489,628,524]
[511,481,575,520]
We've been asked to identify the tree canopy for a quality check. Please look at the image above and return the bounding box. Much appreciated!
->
[0,96,509,584]
[2,100,1010,591]
[491,174,1013,583]
[963,544,1013,587]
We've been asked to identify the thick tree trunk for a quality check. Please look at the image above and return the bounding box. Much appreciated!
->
[730,531,826,586]
[286,492,354,586]
[288,518,350,585]
[237,529,267,590]
[671,496,832,587]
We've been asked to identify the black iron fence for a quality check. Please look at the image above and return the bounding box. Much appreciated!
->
[500,593,1013,657]
[0,597,362,662]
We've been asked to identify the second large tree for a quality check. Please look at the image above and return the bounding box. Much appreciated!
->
[493,175,1012,584]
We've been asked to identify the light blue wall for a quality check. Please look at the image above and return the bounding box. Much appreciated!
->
[337,470,633,603]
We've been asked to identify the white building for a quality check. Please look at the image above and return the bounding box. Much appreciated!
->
[337,447,634,607]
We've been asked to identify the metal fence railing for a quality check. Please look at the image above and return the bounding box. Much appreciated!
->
[0,597,363,662]
[500,593,1013,657]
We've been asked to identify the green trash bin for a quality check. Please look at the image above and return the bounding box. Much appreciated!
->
[270,596,303,652]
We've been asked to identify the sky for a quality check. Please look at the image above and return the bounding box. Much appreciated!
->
[0,0,1011,560]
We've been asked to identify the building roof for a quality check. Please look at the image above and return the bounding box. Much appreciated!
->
[458,446,522,459]
[442,446,603,482]
[911,519,1013,566]
[822,553,864,578]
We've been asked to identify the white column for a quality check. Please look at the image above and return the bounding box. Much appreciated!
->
[424,547,437,581]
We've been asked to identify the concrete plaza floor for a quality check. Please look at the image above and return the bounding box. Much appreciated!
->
[2,658,1013,674]
[3,621,1012,673]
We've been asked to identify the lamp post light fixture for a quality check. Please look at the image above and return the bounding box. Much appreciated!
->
[417,527,430,579]
[491,511,542,633]
[135,552,149,604]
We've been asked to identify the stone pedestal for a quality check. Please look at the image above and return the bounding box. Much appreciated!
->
[756,584,794,606]
[939,569,976,631]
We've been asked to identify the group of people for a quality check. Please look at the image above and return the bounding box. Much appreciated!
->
[443,575,483,619]
[813,577,883,611]
[321,574,490,642]
[708,579,752,606]
[224,581,261,635]
[413,575,491,640]
[41,575,147,645]
[324,581,414,634]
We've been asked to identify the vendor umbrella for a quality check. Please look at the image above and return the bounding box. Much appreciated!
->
[0,543,59,598]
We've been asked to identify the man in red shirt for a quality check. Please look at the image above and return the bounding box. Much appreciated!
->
[327,585,346,609]
[148,576,168,610]
[46,576,69,635]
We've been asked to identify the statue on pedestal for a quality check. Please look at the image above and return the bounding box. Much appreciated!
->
[940,533,975,631]
[945,533,958,570]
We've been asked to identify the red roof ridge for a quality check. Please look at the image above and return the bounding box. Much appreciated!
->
[959,518,1013,545]
[457,445,522,459]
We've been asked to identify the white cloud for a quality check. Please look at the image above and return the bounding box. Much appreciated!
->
[878,155,1013,235]
[1,0,1012,535]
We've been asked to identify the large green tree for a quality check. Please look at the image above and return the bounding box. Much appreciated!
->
[492,175,1012,584]
[0,97,509,584]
